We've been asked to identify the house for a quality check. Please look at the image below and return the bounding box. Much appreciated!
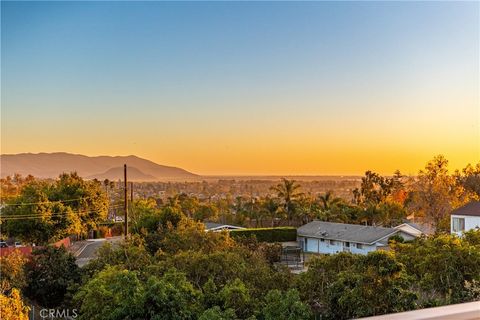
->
[297,221,417,255]
[394,222,432,237]
[204,222,245,232]
[450,201,480,236]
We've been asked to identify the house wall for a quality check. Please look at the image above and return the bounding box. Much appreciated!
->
[298,236,377,255]
[451,214,480,236]
[396,231,417,242]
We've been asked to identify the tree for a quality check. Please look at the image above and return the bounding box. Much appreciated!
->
[296,252,359,314]
[2,173,108,244]
[271,179,302,224]
[2,182,82,245]
[130,198,160,233]
[74,266,144,320]
[0,250,27,293]
[326,251,416,319]
[353,171,395,206]
[261,197,280,227]
[219,278,254,319]
[83,237,152,276]
[0,288,30,320]
[193,203,219,222]
[455,163,480,197]
[51,172,109,234]
[406,155,477,231]
[359,202,407,227]
[25,246,81,308]
[199,307,237,320]
[393,232,480,304]
[148,219,234,255]
[318,191,343,211]
[143,269,202,319]
[262,289,312,320]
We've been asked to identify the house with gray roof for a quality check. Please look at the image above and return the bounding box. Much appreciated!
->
[450,201,480,236]
[297,221,417,255]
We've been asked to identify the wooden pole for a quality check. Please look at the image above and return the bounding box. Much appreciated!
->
[124,164,128,238]
[130,182,133,203]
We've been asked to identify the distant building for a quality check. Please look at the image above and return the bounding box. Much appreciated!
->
[450,201,480,236]
[204,222,245,232]
[297,221,418,255]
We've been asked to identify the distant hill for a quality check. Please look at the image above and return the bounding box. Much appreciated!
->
[0,152,198,181]
[87,166,157,181]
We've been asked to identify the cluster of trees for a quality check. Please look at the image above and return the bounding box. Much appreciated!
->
[127,155,478,233]
[2,155,477,246]
[2,216,480,319]
[1,173,108,244]
[1,155,479,319]
[0,246,80,320]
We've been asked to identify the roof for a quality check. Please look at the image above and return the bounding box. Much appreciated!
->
[204,222,225,230]
[297,221,399,245]
[451,201,480,217]
[203,222,244,231]
[394,222,434,235]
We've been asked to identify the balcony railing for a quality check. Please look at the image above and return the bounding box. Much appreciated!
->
[360,301,480,320]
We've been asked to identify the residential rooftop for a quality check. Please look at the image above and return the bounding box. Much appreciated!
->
[297,221,399,245]
[451,201,480,217]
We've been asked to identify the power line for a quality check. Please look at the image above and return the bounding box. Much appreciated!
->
[1,196,95,207]
[0,205,123,220]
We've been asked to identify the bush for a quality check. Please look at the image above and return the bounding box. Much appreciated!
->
[230,227,296,242]
[110,222,124,236]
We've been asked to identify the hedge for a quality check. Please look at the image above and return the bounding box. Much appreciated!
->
[229,227,297,242]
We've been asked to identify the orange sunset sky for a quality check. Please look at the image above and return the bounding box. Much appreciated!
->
[1,2,479,175]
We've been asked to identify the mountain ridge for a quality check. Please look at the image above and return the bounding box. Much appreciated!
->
[0,152,198,181]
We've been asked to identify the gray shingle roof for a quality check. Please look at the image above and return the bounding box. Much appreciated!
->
[451,201,480,217]
[297,221,399,245]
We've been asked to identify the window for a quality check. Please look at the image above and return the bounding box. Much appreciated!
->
[344,242,350,248]
[320,238,325,242]
[452,217,465,232]
[330,240,336,246]
[357,243,364,249]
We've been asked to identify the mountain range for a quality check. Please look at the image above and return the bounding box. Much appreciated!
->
[0,152,198,181]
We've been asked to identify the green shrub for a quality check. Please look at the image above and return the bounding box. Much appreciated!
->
[229,227,296,242]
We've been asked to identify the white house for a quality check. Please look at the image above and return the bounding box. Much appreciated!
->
[204,222,245,232]
[450,201,480,236]
[394,222,432,237]
[297,221,417,255]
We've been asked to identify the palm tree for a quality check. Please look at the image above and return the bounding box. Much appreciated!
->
[271,178,303,224]
[318,190,343,211]
[261,197,280,227]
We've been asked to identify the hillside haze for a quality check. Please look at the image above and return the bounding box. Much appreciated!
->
[0,152,198,181]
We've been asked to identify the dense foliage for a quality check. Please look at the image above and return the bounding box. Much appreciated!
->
[229,227,297,242]
[1,156,479,319]
[1,173,108,244]
[25,246,81,308]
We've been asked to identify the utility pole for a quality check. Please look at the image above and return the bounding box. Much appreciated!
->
[130,182,134,203]
[124,164,128,238]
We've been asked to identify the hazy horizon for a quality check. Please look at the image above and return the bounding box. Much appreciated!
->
[2,2,479,175]
[0,151,474,177]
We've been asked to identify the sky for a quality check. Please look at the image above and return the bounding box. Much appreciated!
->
[1,1,479,175]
